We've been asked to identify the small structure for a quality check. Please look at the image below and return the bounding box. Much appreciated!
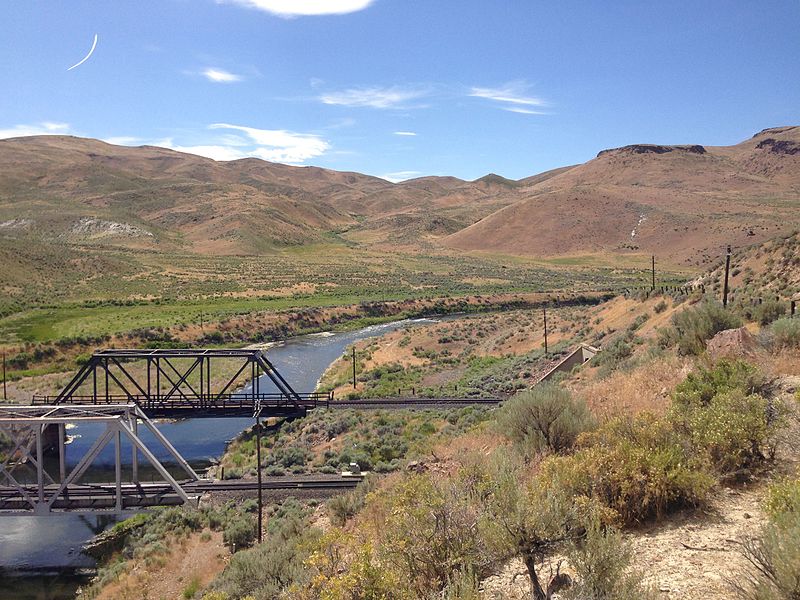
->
[535,344,600,385]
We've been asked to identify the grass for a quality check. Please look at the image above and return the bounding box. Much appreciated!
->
[0,240,676,344]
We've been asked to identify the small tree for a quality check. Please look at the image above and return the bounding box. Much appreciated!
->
[564,520,657,600]
[477,450,581,600]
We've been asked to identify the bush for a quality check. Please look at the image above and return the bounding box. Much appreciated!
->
[661,301,743,355]
[222,516,257,552]
[672,359,764,408]
[753,299,787,326]
[770,317,800,349]
[496,384,595,456]
[327,474,378,527]
[654,299,669,314]
[670,360,778,478]
[736,480,800,599]
[540,414,714,524]
[564,520,657,600]
[672,389,773,476]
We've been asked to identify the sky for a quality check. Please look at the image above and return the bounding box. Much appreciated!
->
[1,0,799,181]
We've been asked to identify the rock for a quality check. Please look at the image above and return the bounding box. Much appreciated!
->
[706,327,759,360]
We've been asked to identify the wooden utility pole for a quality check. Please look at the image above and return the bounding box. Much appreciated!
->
[543,307,549,355]
[352,347,357,389]
[651,255,656,291]
[722,245,732,307]
[255,417,263,543]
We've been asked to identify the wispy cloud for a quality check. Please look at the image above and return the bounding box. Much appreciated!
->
[469,81,548,114]
[0,122,72,139]
[380,170,421,183]
[201,67,243,83]
[222,0,374,18]
[320,86,427,109]
[393,131,417,136]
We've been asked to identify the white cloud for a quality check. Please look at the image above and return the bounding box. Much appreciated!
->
[0,122,72,139]
[103,136,142,145]
[157,125,330,164]
[393,131,417,136]
[469,82,548,113]
[320,86,427,109]
[223,0,374,17]
[209,123,330,163]
[503,107,546,115]
[380,170,421,183]
[202,68,243,83]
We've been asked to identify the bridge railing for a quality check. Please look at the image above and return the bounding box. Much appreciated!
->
[31,392,331,412]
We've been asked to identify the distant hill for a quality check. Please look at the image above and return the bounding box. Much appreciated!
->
[443,126,800,266]
[1,127,798,265]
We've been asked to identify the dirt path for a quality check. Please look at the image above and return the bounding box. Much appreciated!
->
[94,529,229,600]
[480,485,766,599]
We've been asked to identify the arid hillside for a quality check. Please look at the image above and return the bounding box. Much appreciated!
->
[3,127,798,264]
[444,126,800,266]
[0,135,515,255]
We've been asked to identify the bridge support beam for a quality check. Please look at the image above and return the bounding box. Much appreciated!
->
[0,404,201,515]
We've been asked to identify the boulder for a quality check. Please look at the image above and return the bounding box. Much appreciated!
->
[706,327,759,360]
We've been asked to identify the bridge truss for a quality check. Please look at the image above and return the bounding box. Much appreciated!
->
[0,404,200,515]
[33,348,326,417]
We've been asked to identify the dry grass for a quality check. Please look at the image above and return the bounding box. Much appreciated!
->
[573,355,693,419]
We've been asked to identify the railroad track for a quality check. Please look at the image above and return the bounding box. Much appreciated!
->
[328,397,502,409]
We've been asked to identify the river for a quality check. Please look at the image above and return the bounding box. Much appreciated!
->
[0,317,441,599]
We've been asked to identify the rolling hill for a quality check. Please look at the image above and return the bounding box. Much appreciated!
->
[1,127,798,267]
[443,126,800,266]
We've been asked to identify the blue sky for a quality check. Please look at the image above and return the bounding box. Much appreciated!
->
[1,0,799,181]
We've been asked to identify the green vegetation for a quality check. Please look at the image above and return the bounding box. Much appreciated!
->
[496,383,595,456]
[736,478,800,599]
[769,317,800,349]
[206,499,318,600]
[659,300,743,355]
[79,502,258,599]
[220,406,491,478]
[0,240,650,344]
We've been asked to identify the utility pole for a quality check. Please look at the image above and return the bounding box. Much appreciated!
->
[543,307,549,355]
[651,255,656,291]
[2,353,6,402]
[352,347,357,390]
[722,245,731,307]
[255,417,263,543]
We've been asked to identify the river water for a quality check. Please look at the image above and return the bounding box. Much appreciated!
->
[0,318,440,599]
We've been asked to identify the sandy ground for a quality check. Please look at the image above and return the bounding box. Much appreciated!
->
[94,529,229,600]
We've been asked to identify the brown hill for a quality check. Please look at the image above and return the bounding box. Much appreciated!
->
[0,136,519,254]
[443,126,800,266]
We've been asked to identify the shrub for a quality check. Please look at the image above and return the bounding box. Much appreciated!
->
[654,299,669,314]
[540,414,713,524]
[661,301,743,355]
[210,503,318,598]
[670,360,778,478]
[327,474,378,527]
[753,299,787,326]
[223,516,257,552]
[564,520,657,600]
[672,359,764,407]
[736,481,800,599]
[672,389,776,477]
[770,317,800,349]
[496,384,595,456]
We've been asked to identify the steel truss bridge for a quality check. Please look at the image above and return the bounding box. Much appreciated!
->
[32,348,327,418]
[0,404,200,515]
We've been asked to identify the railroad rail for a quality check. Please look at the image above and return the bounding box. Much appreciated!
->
[0,476,361,512]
